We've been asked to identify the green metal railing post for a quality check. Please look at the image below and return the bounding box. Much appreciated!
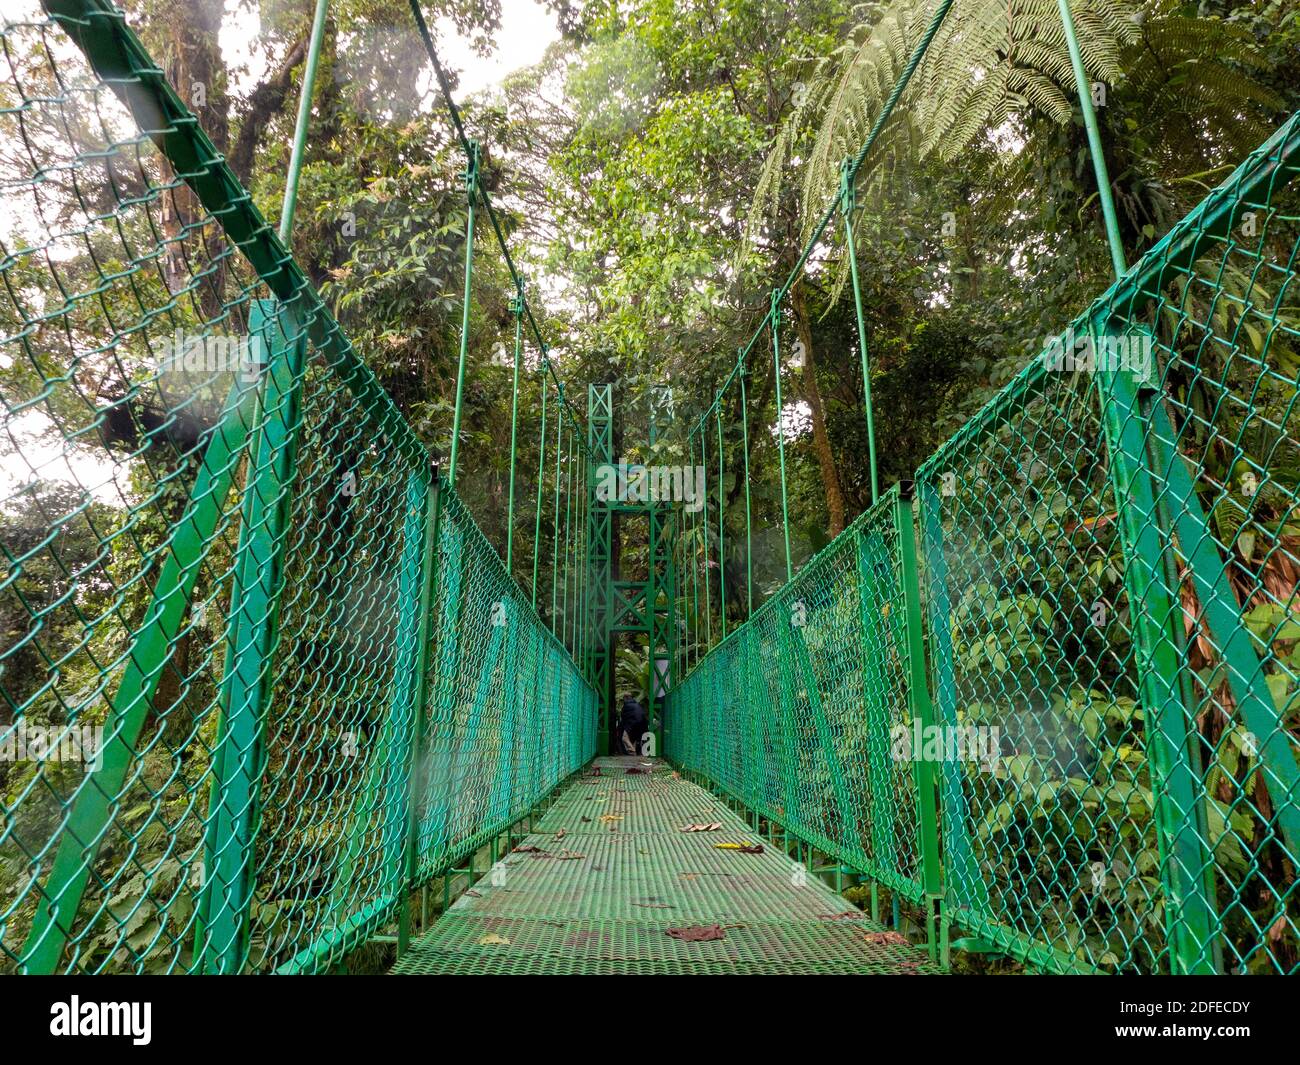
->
[550,396,565,631]
[197,300,307,973]
[689,430,700,669]
[397,464,444,954]
[21,375,261,973]
[895,483,944,960]
[769,291,794,582]
[855,519,898,890]
[840,159,879,505]
[278,0,330,244]
[447,141,480,485]
[716,406,727,640]
[506,278,525,572]
[532,370,549,608]
[562,423,575,647]
[1058,0,1219,972]
[701,417,712,650]
[739,356,754,618]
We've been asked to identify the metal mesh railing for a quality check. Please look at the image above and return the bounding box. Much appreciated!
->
[0,2,594,974]
[668,113,1300,974]
[668,486,933,906]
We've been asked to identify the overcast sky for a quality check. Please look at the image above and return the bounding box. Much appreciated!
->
[447,0,560,96]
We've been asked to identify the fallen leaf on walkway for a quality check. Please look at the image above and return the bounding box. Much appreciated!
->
[464,890,482,898]
[862,931,911,946]
[513,844,546,854]
[479,934,510,945]
[680,822,722,832]
[580,816,592,823]
[666,924,726,942]
[553,829,567,840]
[678,873,698,881]
[598,813,623,823]
[625,767,648,775]
[555,850,586,860]
[714,842,764,854]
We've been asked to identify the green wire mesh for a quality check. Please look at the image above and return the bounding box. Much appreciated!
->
[0,2,594,974]
[670,115,1300,974]
[668,487,925,904]
[4,0,1300,979]
[412,488,596,888]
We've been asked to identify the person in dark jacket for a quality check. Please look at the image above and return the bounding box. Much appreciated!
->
[617,694,648,755]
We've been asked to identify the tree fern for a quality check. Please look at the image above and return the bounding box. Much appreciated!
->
[745,0,1141,255]
[743,0,1288,324]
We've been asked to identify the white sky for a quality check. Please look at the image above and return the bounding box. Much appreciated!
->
[219,0,560,99]
[448,0,560,97]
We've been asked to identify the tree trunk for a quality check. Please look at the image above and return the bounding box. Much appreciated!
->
[790,279,846,535]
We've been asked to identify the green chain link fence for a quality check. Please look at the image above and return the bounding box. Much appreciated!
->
[669,112,1300,974]
[668,486,938,912]
[0,0,595,973]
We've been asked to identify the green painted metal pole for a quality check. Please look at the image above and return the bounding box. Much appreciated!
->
[1056,0,1127,280]
[551,399,564,631]
[841,160,879,504]
[198,300,306,974]
[739,358,753,618]
[576,452,588,663]
[855,522,899,888]
[448,141,480,485]
[396,464,444,955]
[562,422,575,648]
[895,484,944,959]
[716,405,727,640]
[689,430,700,669]
[769,291,794,582]
[1058,0,1220,973]
[506,279,525,571]
[532,373,548,608]
[278,0,329,243]
[701,417,712,651]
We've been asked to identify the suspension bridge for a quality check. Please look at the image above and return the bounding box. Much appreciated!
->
[1,0,1298,976]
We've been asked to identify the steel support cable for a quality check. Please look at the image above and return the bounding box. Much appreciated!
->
[685,0,958,442]
[407,0,593,454]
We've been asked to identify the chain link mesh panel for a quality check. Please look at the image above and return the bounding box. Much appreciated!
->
[667,487,927,903]
[669,114,1300,974]
[0,2,594,974]
[412,487,596,885]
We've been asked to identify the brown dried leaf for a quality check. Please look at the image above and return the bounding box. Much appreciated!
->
[862,931,911,946]
[666,924,726,942]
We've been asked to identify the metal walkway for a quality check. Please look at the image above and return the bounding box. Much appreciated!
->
[391,757,940,975]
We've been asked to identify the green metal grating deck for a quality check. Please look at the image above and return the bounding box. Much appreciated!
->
[391,757,941,974]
